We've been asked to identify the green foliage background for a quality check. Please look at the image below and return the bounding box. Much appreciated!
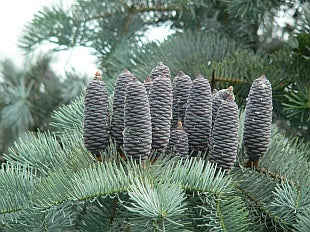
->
[0,0,309,231]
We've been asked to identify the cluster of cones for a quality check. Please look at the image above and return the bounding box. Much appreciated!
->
[83,63,272,172]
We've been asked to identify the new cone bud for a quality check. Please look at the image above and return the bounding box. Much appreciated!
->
[149,74,173,153]
[243,75,272,164]
[209,93,239,172]
[167,120,189,157]
[171,71,192,127]
[110,69,133,146]
[184,74,212,153]
[83,71,110,158]
[124,77,152,160]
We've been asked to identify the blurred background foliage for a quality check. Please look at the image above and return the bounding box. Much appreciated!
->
[0,0,309,155]
[0,56,87,154]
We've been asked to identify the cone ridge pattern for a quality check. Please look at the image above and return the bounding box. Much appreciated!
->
[149,75,173,153]
[110,70,134,146]
[124,78,152,159]
[243,75,272,161]
[168,125,189,157]
[83,77,110,155]
[150,62,171,80]
[171,71,192,128]
[209,99,239,172]
[184,75,212,152]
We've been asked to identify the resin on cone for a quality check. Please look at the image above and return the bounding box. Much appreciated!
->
[167,120,189,157]
[149,75,173,153]
[209,94,239,172]
[184,74,212,153]
[150,62,171,81]
[243,75,272,162]
[110,69,133,146]
[171,71,192,128]
[83,71,110,157]
[124,77,152,160]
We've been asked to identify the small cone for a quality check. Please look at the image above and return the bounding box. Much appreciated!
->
[243,75,272,162]
[171,71,192,127]
[124,77,152,160]
[83,71,110,158]
[167,120,189,157]
[110,69,134,146]
[184,74,212,153]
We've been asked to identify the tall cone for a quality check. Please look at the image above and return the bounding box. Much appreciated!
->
[171,71,192,127]
[110,69,133,146]
[149,75,173,153]
[167,121,189,157]
[209,95,239,172]
[184,74,212,153]
[212,86,234,129]
[150,62,170,80]
[83,71,110,157]
[124,77,152,160]
[243,75,272,162]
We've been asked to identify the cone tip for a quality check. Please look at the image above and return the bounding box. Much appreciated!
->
[178,71,184,76]
[94,70,101,80]
[258,75,267,80]
[145,76,151,82]
[197,74,204,79]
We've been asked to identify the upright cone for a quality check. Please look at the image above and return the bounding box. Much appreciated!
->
[184,74,212,153]
[150,62,170,80]
[209,94,239,172]
[167,120,189,157]
[124,77,152,160]
[243,75,272,162]
[83,71,110,157]
[171,71,192,127]
[110,69,133,146]
[149,75,173,153]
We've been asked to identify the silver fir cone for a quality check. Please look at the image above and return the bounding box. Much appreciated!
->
[83,72,110,156]
[184,74,212,152]
[209,97,239,172]
[149,75,173,153]
[124,77,152,160]
[171,71,192,128]
[110,69,134,146]
[243,75,272,161]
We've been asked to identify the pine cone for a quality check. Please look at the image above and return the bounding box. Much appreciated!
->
[149,75,173,153]
[184,74,212,152]
[168,121,189,157]
[212,86,234,129]
[150,62,170,80]
[171,71,192,128]
[144,76,153,99]
[243,75,272,161]
[124,77,152,160]
[83,71,110,157]
[110,69,134,146]
[209,95,239,172]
